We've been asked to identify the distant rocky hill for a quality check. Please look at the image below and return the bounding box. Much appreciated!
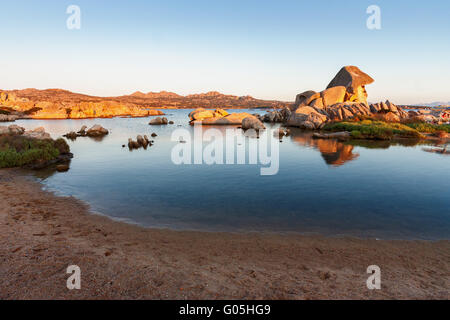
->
[0,89,290,120]
[119,90,289,109]
[411,102,450,108]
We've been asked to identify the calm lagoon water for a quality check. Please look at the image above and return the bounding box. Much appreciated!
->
[14,109,450,240]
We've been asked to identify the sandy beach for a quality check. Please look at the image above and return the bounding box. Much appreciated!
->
[0,169,448,300]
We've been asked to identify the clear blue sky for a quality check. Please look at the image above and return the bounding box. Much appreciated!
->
[1,0,449,104]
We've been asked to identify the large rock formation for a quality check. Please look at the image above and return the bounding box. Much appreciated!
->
[260,107,292,123]
[286,66,409,129]
[326,66,374,103]
[295,66,373,109]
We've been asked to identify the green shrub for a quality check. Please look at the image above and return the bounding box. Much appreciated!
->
[54,138,70,154]
[405,122,450,133]
[0,135,64,168]
[323,120,424,140]
[350,130,362,139]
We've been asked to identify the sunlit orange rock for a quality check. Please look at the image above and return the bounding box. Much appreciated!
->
[193,112,255,125]
[0,90,164,119]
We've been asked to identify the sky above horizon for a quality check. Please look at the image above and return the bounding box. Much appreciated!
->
[1,0,449,104]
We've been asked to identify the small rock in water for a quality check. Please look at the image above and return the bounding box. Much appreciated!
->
[136,135,148,147]
[77,125,87,136]
[64,131,78,140]
[86,124,109,137]
[242,116,266,131]
[128,138,140,150]
[149,117,168,125]
[56,164,69,172]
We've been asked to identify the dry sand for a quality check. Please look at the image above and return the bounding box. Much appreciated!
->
[0,169,448,300]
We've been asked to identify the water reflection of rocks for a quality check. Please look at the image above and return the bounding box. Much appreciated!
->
[291,132,359,166]
[290,130,449,166]
[422,144,449,155]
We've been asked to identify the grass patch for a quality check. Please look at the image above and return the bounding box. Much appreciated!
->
[0,135,69,168]
[323,120,424,140]
[405,122,450,133]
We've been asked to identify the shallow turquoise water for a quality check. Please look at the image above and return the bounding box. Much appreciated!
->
[14,109,450,240]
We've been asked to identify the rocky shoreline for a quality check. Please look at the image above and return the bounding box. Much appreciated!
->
[181,66,448,140]
[0,89,286,121]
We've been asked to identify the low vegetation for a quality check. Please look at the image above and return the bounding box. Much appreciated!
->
[322,120,424,140]
[404,122,450,133]
[0,135,69,168]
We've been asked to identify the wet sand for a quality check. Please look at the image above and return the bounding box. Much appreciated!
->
[0,169,448,300]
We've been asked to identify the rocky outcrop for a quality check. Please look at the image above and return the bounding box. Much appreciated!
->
[377,112,400,122]
[287,106,328,129]
[326,66,374,104]
[188,108,259,126]
[0,124,53,140]
[369,101,409,118]
[128,135,153,150]
[23,127,51,140]
[295,66,373,109]
[200,112,254,125]
[408,109,450,124]
[285,66,410,129]
[189,108,229,121]
[1,90,165,119]
[148,110,165,116]
[64,125,103,140]
[0,125,52,140]
[34,101,157,119]
[241,116,266,131]
[1,88,288,120]
[189,109,215,121]
[1,125,25,135]
[260,107,292,123]
[0,114,19,122]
